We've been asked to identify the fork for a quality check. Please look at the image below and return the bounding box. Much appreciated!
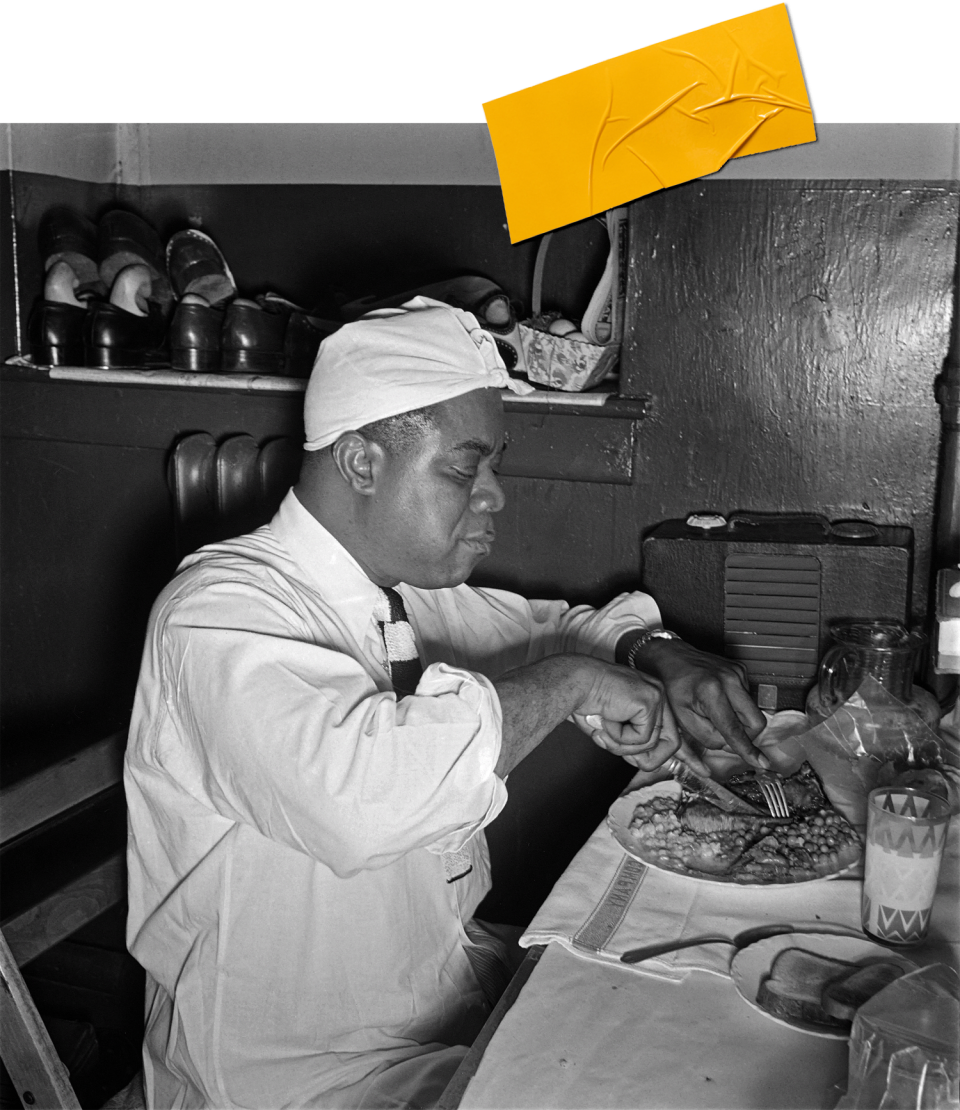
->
[756,773,791,817]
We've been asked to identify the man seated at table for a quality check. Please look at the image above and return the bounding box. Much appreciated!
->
[124,298,769,1109]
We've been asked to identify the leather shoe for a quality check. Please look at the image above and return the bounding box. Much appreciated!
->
[29,300,87,366]
[341,274,524,371]
[98,209,173,314]
[169,295,224,372]
[27,260,90,365]
[221,299,287,374]
[255,293,335,377]
[38,206,102,294]
[85,302,167,368]
[166,229,236,306]
[85,265,167,368]
[284,311,330,377]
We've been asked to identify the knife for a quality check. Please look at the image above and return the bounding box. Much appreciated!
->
[666,757,767,816]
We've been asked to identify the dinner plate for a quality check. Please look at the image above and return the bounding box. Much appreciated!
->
[607,783,860,888]
[731,932,917,1038]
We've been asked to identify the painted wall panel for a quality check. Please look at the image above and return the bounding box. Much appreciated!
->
[500,415,635,484]
[0,437,175,743]
[622,179,959,620]
[472,476,643,607]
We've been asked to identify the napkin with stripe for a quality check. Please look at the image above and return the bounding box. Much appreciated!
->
[519,804,865,981]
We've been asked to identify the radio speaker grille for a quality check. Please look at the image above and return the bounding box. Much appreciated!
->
[723,554,821,683]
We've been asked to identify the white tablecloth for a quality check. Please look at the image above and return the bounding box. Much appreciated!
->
[519,806,867,981]
[459,944,854,1110]
[459,757,959,1110]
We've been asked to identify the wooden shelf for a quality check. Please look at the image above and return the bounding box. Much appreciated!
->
[1,361,649,420]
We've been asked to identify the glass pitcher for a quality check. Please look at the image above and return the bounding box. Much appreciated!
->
[805,619,942,779]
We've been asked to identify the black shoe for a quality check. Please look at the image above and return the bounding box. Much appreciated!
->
[284,311,330,377]
[27,260,91,365]
[169,296,224,372]
[221,299,287,374]
[85,264,167,369]
[84,301,167,368]
[166,230,236,307]
[28,301,87,366]
[38,206,101,295]
[255,293,335,377]
[98,210,173,314]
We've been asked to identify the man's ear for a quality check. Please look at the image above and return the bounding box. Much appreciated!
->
[331,432,386,495]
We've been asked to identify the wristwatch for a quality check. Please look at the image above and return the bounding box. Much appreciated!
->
[625,627,681,669]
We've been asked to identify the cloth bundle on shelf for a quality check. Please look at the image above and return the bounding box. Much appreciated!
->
[519,207,628,392]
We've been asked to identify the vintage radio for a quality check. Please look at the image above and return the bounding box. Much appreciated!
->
[640,513,914,710]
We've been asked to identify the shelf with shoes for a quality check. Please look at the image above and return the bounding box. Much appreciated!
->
[14,203,651,419]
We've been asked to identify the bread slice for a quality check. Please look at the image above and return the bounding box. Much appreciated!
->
[820,961,905,1023]
[756,947,858,1027]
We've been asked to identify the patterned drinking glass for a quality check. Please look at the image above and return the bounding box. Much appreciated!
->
[861,787,955,946]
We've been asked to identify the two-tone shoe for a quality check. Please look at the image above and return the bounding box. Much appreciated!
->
[166,229,237,307]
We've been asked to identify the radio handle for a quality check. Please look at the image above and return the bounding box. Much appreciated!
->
[727,512,831,534]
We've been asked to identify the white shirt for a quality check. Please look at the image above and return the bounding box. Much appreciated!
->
[124,490,661,1108]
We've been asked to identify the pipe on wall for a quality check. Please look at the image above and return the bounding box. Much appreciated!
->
[929,205,960,706]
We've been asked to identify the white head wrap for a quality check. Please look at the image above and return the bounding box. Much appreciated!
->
[303,296,533,451]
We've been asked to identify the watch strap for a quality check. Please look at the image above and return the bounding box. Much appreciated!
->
[625,627,681,669]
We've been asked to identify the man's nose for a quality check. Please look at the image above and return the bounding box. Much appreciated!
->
[472,471,505,514]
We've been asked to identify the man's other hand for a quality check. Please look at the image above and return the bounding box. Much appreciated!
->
[619,635,769,771]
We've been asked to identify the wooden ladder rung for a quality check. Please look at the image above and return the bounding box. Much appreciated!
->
[0,928,82,1109]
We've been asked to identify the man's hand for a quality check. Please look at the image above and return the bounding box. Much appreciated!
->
[570,662,681,772]
[494,654,681,777]
[617,634,769,771]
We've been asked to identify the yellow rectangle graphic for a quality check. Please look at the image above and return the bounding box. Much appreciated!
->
[484,4,815,242]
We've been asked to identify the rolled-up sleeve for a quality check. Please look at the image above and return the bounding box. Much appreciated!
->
[523,591,664,662]
[413,585,663,677]
[154,585,506,878]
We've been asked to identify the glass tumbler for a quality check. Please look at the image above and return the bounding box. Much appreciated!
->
[861,787,955,946]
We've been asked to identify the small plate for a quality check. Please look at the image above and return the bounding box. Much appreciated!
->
[607,784,859,888]
[731,932,917,1038]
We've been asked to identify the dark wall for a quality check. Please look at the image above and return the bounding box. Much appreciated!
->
[622,179,959,623]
